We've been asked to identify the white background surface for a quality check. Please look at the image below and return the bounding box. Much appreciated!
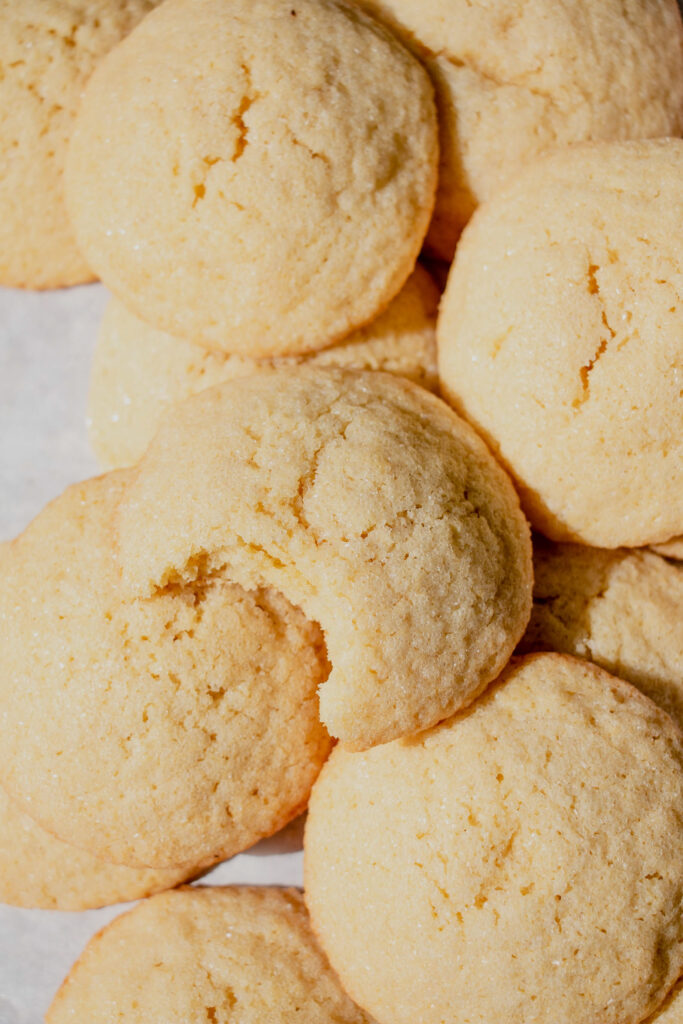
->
[0,283,305,1023]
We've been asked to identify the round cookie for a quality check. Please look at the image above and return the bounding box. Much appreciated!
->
[652,537,683,561]
[116,366,533,750]
[304,653,683,1024]
[0,0,158,289]
[518,540,683,730]
[47,887,374,1024]
[438,139,683,548]
[65,0,438,357]
[0,784,193,911]
[357,0,683,260]
[0,471,331,869]
[88,266,440,469]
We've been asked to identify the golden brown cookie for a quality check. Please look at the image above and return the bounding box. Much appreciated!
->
[65,0,438,356]
[0,784,193,911]
[88,267,439,469]
[438,140,683,547]
[116,367,533,750]
[46,887,375,1023]
[0,0,158,288]
[0,471,331,869]
[518,539,683,730]
[305,653,683,1024]
[358,0,683,260]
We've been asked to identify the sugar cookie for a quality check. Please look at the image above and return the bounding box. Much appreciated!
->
[88,267,439,469]
[519,540,683,730]
[117,367,533,750]
[358,0,683,259]
[305,653,683,1024]
[46,887,374,1023]
[0,785,192,911]
[0,472,330,868]
[0,0,157,288]
[66,0,438,356]
[438,140,683,547]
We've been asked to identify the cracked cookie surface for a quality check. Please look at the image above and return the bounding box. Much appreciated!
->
[518,540,683,731]
[116,366,533,750]
[0,0,158,288]
[304,653,683,1024]
[46,887,375,1024]
[438,139,683,547]
[88,266,440,470]
[357,0,683,260]
[65,0,438,356]
[0,472,331,869]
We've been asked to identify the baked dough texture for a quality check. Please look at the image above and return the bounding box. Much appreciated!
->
[304,653,683,1024]
[65,0,438,357]
[438,140,683,548]
[116,367,533,750]
[88,266,440,469]
[0,472,331,869]
[357,0,683,260]
[647,978,683,1023]
[0,0,158,289]
[652,537,683,561]
[46,886,375,1024]
[0,784,192,911]
[519,540,683,731]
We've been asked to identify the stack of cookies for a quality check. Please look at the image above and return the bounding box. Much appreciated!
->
[1,0,682,1021]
